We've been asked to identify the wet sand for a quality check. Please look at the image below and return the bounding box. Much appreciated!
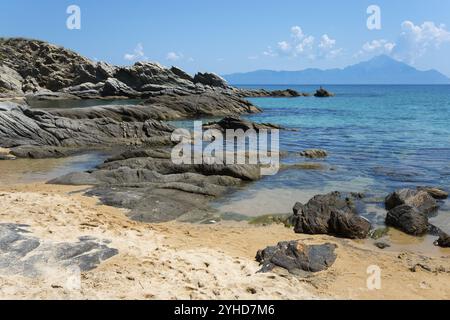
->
[1,182,450,300]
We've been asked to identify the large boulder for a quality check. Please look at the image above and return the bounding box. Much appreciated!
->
[385,205,429,236]
[435,232,450,248]
[385,189,439,214]
[101,78,139,97]
[292,192,371,239]
[256,241,337,274]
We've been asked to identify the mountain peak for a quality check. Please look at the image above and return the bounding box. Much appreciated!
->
[223,56,450,85]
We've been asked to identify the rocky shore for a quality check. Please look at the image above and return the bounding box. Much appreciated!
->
[2,38,449,300]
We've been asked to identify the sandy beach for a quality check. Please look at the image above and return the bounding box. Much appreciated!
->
[1,182,450,300]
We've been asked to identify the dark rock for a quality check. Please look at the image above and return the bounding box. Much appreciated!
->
[193,72,228,88]
[314,87,334,97]
[101,78,140,97]
[374,242,391,249]
[256,241,337,274]
[292,192,371,239]
[385,189,439,214]
[203,116,283,132]
[417,186,448,200]
[299,149,328,158]
[385,205,429,236]
[435,232,450,248]
[170,66,194,82]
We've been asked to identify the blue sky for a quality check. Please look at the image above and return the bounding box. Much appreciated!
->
[1,0,450,76]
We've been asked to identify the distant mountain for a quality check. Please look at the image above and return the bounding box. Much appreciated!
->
[223,55,450,85]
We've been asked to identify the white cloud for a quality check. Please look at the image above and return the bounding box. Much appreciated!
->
[356,39,396,57]
[124,43,146,61]
[166,52,184,61]
[264,26,341,60]
[392,21,450,62]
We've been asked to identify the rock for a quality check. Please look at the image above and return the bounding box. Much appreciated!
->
[385,189,438,214]
[269,89,301,97]
[314,87,334,97]
[417,186,448,200]
[435,232,450,248]
[0,223,118,277]
[299,149,328,158]
[0,102,174,157]
[374,242,391,249]
[256,241,337,274]
[203,116,283,132]
[193,72,228,88]
[101,78,139,97]
[170,66,194,82]
[385,205,429,236]
[0,64,24,96]
[292,192,371,239]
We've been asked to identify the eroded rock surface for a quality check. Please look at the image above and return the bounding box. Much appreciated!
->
[0,224,118,277]
[256,241,337,274]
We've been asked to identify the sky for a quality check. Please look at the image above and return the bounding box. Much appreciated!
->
[1,0,450,76]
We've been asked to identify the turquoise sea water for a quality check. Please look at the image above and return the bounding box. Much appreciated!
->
[214,85,450,231]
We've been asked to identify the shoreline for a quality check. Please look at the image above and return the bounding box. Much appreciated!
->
[1,181,450,300]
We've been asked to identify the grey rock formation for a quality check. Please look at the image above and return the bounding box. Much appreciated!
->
[385,189,439,214]
[193,72,228,88]
[256,241,337,274]
[48,148,262,222]
[0,223,118,277]
[292,192,371,239]
[0,102,174,158]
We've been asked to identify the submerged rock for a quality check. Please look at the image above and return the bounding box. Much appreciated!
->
[299,149,328,159]
[292,192,371,239]
[256,241,337,274]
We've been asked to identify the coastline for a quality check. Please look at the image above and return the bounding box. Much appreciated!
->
[2,181,450,300]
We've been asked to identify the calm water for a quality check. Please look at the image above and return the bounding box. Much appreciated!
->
[214,85,450,232]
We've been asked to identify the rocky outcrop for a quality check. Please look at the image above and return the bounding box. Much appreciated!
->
[0,64,24,97]
[291,192,371,239]
[0,102,174,158]
[0,223,117,277]
[236,88,308,98]
[256,241,337,274]
[299,149,328,159]
[314,87,334,97]
[385,189,439,214]
[49,148,263,222]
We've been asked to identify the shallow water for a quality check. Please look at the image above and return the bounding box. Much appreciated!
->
[213,85,450,233]
[0,152,108,185]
